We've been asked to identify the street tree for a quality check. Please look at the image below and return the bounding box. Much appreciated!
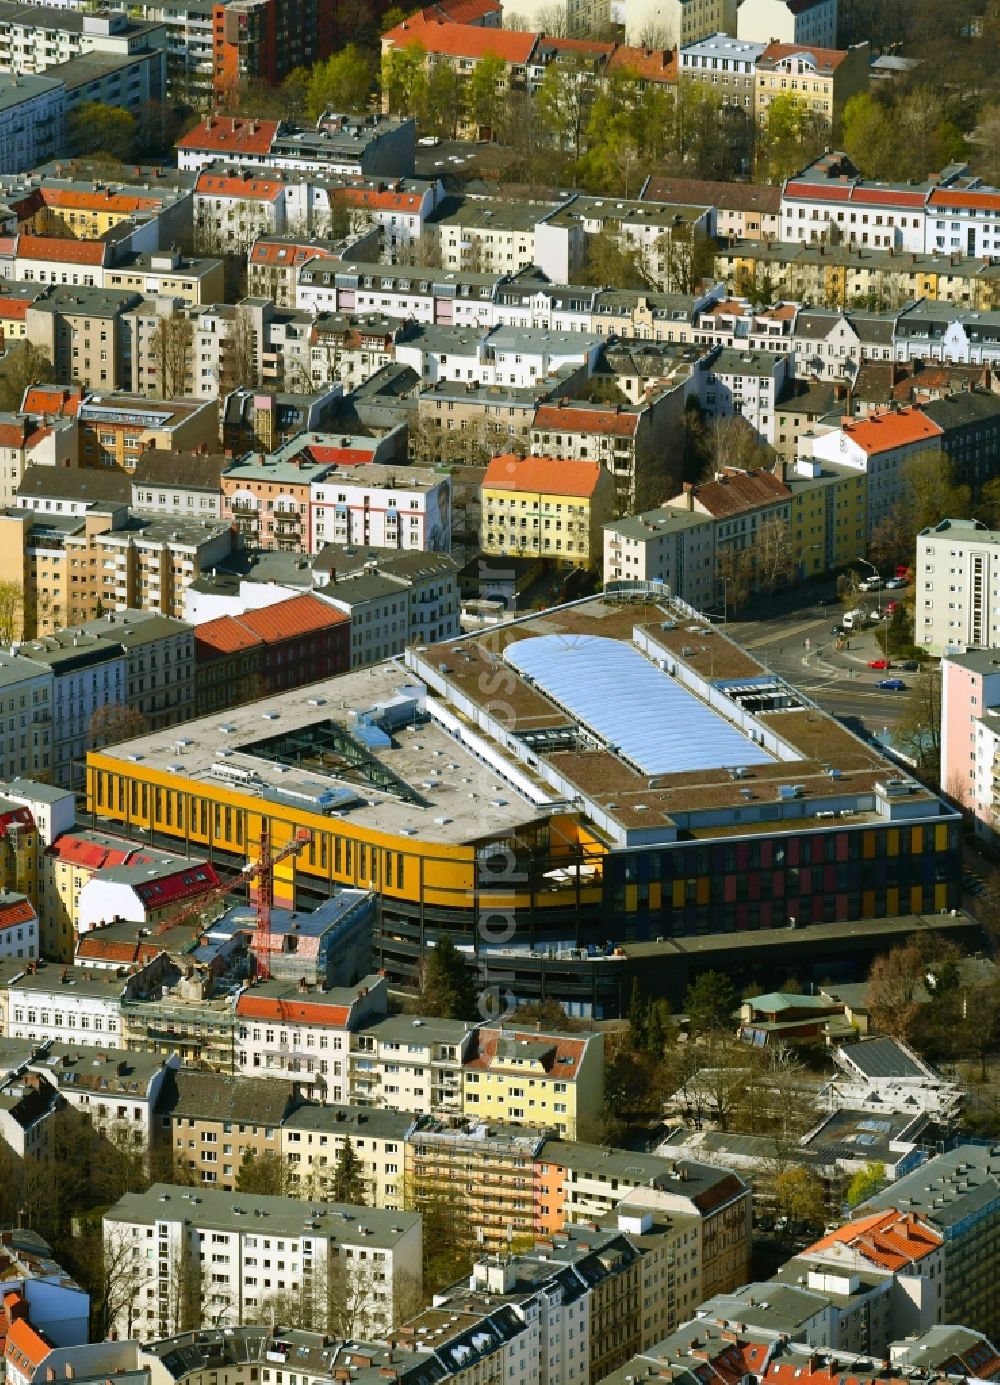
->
[236,1149,292,1196]
[68,103,137,161]
[773,1164,826,1229]
[846,1160,885,1207]
[893,666,941,784]
[151,312,194,399]
[464,54,506,138]
[306,45,374,118]
[89,704,150,749]
[0,581,23,645]
[0,341,54,412]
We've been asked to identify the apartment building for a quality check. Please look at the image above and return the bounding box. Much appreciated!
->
[863,1145,1000,1343]
[461,1025,604,1142]
[536,1142,752,1303]
[211,1,336,102]
[1,956,162,1048]
[15,628,127,788]
[93,512,239,620]
[221,450,328,553]
[754,42,869,128]
[26,287,143,391]
[0,660,51,787]
[404,1118,543,1249]
[193,168,286,255]
[915,517,1000,655]
[102,1183,423,1341]
[281,1105,414,1210]
[663,465,792,595]
[481,454,613,569]
[75,610,195,731]
[131,449,227,520]
[678,33,765,109]
[0,895,37,962]
[603,505,717,607]
[193,593,350,714]
[940,648,1000,835]
[701,347,791,442]
[737,0,837,46]
[319,551,461,666]
[155,1069,298,1190]
[78,394,218,472]
[177,113,416,178]
[811,408,944,536]
[0,415,76,510]
[39,1045,173,1157]
[529,401,658,510]
[643,175,781,242]
[920,391,1000,492]
[0,76,65,175]
[310,461,452,555]
[637,0,739,47]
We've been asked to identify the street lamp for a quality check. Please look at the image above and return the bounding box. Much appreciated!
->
[855,557,882,617]
[721,574,731,623]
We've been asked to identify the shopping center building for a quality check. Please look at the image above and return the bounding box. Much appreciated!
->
[85,586,962,1015]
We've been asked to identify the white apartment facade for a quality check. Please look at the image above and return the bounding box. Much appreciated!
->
[700,347,791,442]
[737,0,837,47]
[603,507,717,608]
[915,517,1000,655]
[0,75,65,175]
[0,895,38,962]
[0,656,54,784]
[310,467,452,554]
[102,1183,423,1341]
[810,408,944,536]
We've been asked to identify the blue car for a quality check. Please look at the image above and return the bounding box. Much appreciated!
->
[876,678,906,690]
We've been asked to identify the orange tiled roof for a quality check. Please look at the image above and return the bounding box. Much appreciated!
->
[333,187,424,213]
[929,187,1000,211]
[687,466,791,519]
[483,452,606,499]
[607,44,676,81]
[195,171,285,201]
[250,241,339,266]
[5,1316,51,1372]
[840,406,943,454]
[39,188,161,214]
[383,13,538,61]
[178,116,279,157]
[805,1209,942,1270]
[194,615,263,659]
[17,235,106,266]
[533,403,640,437]
[423,0,502,19]
[23,384,82,417]
[235,593,349,642]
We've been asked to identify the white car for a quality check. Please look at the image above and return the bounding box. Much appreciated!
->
[884,576,907,589]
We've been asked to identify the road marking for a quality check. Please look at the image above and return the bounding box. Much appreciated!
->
[742,616,826,648]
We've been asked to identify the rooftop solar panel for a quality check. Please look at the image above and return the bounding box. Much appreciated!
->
[505,634,775,775]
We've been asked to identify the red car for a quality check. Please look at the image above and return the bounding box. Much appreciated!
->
[868,658,892,669]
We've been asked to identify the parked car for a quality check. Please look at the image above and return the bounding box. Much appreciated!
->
[868,658,892,669]
[859,576,884,591]
[877,678,906,690]
[831,625,845,636]
[900,660,920,671]
[885,576,908,589]
[885,600,898,615]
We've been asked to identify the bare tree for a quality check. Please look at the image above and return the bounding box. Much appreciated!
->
[221,306,260,394]
[755,514,794,593]
[99,1226,148,1340]
[0,580,23,645]
[89,703,150,749]
[152,313,194,399]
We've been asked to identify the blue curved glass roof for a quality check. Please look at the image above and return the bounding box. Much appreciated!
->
[505,633,773,775]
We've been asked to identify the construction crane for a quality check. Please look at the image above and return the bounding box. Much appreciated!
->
[154,826,312,981]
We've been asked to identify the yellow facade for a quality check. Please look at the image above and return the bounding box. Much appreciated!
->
[724,249,1000,312]
[482,471,616,569]
[0,510,114,638]
[461,1035,604,1141]
[86,756,604,929]
[788,467,867,578]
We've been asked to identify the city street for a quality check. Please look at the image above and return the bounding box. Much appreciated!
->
[724,587,926,739]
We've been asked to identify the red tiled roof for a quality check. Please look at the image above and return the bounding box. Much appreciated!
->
[929,187,1000,212]
[250,241,339,266]
[333,187,424,213]
[235,593,349,642]
[685,466,791,519]
[606,44,676,81]
[0,808,33,838]
[195,171,285,202]
[533,404,640,437]
[382,13,538,61]
[308,444,380,465]
[76,937,161,965]
[131,864,219,908]
[538,34,614,56]
[236,993,351,1025]
[23,384,82,417]
[804,1209,941,1270]
[17,235,107,266]
[46,834,131,870]
[40,188,161,214]
[0,898,33,932]
[483,452,606,499]
[0,299,31,322]
[178,116,279,157]
[759,41,850,70]
[194,615,263,659]
[840,406,943,454]
[0,422,31,448]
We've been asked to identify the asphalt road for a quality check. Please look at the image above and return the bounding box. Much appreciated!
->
[725,590,925,737]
